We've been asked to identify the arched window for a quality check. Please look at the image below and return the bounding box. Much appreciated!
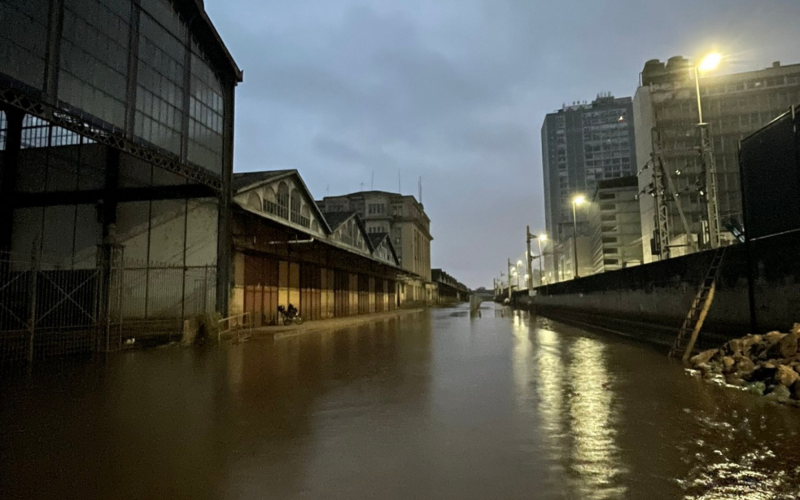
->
[277,182,289,218]
[262,187,277,215]
[311,220,319,232]
[290,190,302,225]
[299,205,311,228]
[247,192,261,211]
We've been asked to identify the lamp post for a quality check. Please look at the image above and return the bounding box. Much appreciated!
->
[693,52,722,249]
[507,259,512,300]
[527,228,547,287]
[694,52,721,124]
[536,233,546,285]
[571,195,585,278]
[525,226,534,292]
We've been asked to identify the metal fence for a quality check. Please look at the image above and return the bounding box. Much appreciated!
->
[0,247,217,366]
[0,249,107,364]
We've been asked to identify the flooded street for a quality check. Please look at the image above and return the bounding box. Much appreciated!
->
[3,304,800,499]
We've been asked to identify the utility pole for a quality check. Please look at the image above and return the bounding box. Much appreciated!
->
[526,226,534,292]
[507,258,512,300]
[693,62,721,249]
[649,125,696,258]
[698,123,721,249]
[651,127,671,260]
[536,235,544,286]
[571,202,580,279]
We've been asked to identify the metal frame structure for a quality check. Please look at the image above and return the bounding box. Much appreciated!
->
[697,123,721,248]
[649,126,696,259]
[0,83,222,191]
[650,128,671,260]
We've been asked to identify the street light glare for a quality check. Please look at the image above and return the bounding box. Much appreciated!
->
[517,260,523,267]
[699,52,722,72]
[539,234,547,241]
[573,195,586,206]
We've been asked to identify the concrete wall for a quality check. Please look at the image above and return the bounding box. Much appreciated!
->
[520,231,800,345]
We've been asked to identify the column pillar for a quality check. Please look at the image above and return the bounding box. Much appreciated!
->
[0,108,25,251]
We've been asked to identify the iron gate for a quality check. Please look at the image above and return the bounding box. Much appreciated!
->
[0,246,124,365]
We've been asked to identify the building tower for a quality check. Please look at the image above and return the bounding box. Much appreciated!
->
[541,93,637,281]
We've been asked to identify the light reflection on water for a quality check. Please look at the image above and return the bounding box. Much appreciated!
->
[568,337,627,499]
[3,306,800,499]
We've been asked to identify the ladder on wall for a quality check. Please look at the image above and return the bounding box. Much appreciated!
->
[669,247,727,362]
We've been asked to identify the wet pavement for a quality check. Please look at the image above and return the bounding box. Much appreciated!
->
[3,304,800,499]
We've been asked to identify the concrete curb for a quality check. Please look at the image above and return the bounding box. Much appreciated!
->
[220,308,426,342]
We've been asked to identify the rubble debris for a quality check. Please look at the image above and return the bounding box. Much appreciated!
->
[688,325,800,406]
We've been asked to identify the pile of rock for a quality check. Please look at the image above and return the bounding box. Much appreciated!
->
[689,325,800,404]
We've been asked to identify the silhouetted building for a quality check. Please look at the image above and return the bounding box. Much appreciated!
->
[431,269,470,304]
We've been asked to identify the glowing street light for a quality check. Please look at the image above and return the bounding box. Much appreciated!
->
[693,51,724,249]
[571,195,585,278]
[694,52,723,124]
[698,52,722,72]
[536,233,547,286]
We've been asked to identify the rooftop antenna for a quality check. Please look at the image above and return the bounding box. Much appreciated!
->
[326,183,329,194]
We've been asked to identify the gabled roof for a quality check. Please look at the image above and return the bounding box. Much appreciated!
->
[232,169,331,233]
[320,212,376,254]
[367,232,388,248]
[232,170,294,192]
[367,232,400,265]
[177,0,243,82]
[322,211,358,231]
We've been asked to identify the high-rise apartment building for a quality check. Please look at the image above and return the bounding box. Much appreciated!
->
[634,57,800,263]
[541,94,637,279]
[317,191,433,302]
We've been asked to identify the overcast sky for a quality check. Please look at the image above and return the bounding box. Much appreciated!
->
[207,0,800,288]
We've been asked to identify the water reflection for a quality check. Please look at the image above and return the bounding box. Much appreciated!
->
[567,337,627,499]
[530,322,627,498]
[5,308,800,499]
[534,325,569,491]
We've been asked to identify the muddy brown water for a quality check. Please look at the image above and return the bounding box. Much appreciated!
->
[2,305,800,499]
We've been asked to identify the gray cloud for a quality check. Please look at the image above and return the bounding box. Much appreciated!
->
[209,0,800,287]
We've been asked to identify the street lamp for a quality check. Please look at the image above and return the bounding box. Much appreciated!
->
[693,52,723,249]
[571,195,585,279]
[537,233,547,285]
[507,258,513,300]
[527,230,547,287]
[694,52,722,124]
